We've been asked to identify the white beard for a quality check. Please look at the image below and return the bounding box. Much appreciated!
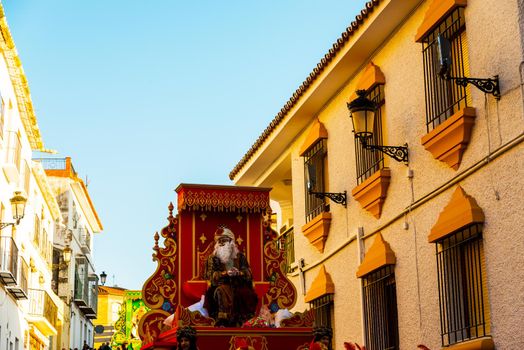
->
[214,241,238,264]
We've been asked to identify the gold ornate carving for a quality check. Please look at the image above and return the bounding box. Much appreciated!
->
[137,310,171,345]
[263,237,297,310]
[280,309,315,328]
[229,336,268,350]
[139,203,179,343]
[174,305,215,327]
[196,241,214,279]
[177,186,270,213]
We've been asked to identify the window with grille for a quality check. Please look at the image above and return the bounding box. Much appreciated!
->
[355,85,385,184]
[278,226,295,273]
[310,294,333,328]
[303,139,328,222]
[422,7,469,131]
[362,265,399,350]
[435,224,490,347]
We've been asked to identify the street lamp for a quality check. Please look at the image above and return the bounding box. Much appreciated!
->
[100,271,107,286]
[52,245,73,270]
[62,246,72,264]
[0,191,27,230]
[347,90,409,163]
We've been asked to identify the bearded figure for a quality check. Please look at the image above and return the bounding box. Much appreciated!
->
[203,226,258,327]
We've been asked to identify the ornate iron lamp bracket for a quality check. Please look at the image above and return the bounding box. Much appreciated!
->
[362,141,409,163]
[447,75,500,100]
[309,190,347,207]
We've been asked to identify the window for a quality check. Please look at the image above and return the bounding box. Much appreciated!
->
[355,85,385,184]
[310,294,333,328]
[278,226,295,273]
[422,7,469,131]
[435,224,490,346]
[362,265,399,350]
[33,214,41,247]
[303,139,328,222]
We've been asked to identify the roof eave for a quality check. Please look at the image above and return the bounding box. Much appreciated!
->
[231,0,423,185]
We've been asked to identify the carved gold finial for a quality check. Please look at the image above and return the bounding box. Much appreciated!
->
[154,231,159,250]
[168,202,174,216]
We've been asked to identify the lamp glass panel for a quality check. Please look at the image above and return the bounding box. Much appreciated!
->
[352,109,375,136]
[63,247,72,264]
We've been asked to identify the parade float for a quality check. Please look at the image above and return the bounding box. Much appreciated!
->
[138,184,314,350]
[111,290,150,350]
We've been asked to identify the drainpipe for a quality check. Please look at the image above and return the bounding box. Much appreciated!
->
[356,227,366,346]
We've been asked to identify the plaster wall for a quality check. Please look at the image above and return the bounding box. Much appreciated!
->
[276,0,524,348]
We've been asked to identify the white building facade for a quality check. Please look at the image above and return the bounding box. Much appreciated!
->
[42,157,103,350]
[0,4,65,350]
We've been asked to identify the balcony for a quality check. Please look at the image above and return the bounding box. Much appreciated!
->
[80,274,98,319]
[0,236,18,286]
[78,228,91,254]
[2,131,22,183]
[27,288,58,337]
[6,259,28,299]
[74,257,89,307]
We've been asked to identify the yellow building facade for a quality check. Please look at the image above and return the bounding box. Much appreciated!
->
[231,0,524,349]
[94,286,127,348]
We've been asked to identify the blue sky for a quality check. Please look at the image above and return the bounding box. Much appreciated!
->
[4,0,368,290]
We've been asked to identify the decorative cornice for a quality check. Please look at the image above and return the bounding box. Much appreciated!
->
[356,233,395,278]
[32,161,62,222]
[0,5,45,151]
[428,186,484,243]
[176,184,271,213]
[229,0,382,180]
[299,119,328,156]
[351,168,391,218]
[421,107,476,170]
[415,0,467,42]
[304,265,334,303]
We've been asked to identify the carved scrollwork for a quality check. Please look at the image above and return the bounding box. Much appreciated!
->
[263,236,297,310]
[280,309,315,328]
[137,310,171,345]
[175,305,215,327]
[139,203,179,342]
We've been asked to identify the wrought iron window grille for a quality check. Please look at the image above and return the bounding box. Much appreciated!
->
[362,265,399,350]
[435,224,489,346]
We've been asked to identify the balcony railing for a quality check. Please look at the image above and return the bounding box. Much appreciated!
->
[6,258,28,299]
[28,288,58,333]
[74,257,89,306]
[0,236,19,286]
[33,157,77,177]
[78,228,91,254]
[82,274,99,318]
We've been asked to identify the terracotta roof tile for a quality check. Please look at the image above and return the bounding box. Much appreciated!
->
[229,0,381,180]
